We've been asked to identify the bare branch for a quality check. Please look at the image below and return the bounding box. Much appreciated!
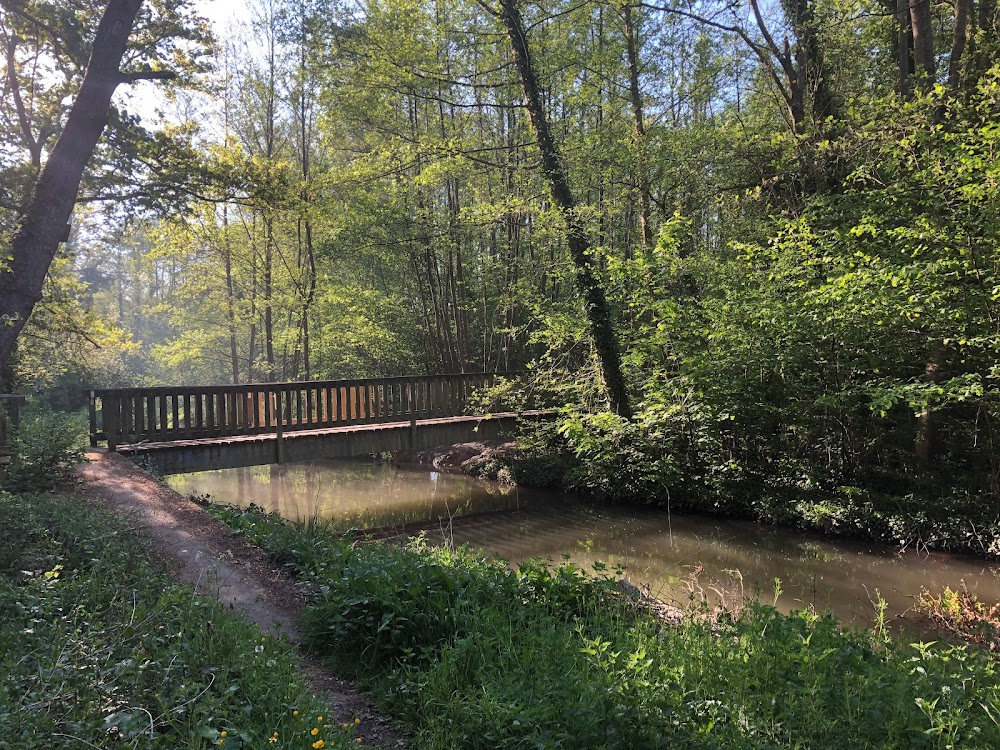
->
[118,69,177,84]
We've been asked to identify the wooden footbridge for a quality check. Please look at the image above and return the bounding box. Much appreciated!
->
[87,373,542,475]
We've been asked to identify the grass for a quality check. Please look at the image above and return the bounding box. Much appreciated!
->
[210,503,1000,750]
[0,490,360,750]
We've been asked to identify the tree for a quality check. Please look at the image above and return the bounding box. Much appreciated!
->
[492,0,632,418]
[0,0,200,384]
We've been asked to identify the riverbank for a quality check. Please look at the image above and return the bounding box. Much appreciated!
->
[207,502,1000,749]
[396,438,1000,559]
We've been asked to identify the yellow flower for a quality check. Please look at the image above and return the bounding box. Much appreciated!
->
[341,723,349,729]
[356,739,362,745]
[354,718,360,725]
[311,727,319,736]
[293,710,299,717]
[312,741,325,749]
[317,716,323,722]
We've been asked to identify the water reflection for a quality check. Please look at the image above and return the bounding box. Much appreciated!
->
[165,460,1000,627]
[166,459,526,530]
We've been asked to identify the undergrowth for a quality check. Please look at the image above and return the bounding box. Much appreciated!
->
[0,491,358,750]
[211,503,1000,749]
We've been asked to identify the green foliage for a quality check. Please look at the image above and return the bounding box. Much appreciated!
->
[212,505,1000,750]
[0,491,356,749]
[0,409,86,492]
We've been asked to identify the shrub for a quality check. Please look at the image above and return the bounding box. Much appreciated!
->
[0,409,86,491]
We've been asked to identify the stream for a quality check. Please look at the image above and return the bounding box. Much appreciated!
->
[164,458,1000,628]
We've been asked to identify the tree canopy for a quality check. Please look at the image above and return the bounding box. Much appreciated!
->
[3,0,1000,519]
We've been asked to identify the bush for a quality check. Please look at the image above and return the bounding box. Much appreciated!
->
[0,410,86,491]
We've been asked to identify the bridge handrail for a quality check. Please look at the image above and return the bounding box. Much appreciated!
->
[87,372,521,450]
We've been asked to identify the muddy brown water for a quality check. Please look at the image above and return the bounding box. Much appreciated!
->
[165,459,1000,628]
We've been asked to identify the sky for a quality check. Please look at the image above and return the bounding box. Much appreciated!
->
[117,0,251,126]
[195,0,252,32]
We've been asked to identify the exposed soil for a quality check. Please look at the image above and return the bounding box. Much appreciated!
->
[75,449,408,749]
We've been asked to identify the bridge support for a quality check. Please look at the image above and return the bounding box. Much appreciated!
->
[116,413,545,476]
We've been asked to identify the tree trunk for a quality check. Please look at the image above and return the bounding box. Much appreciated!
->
[0,0,145,373]
[948,0,972,93]
[223,206,240,384]
[895,0,913,96]
[910,0,936,88]
[497,0,631,418]
[622,3,652,251]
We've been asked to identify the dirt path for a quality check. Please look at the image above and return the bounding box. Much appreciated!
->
[76,449,408,749]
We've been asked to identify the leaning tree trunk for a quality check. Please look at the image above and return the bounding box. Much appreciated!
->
[497,0,632,418]
[0,0,148,375]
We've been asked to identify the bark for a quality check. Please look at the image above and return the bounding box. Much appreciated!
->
[497,0,631,418]
[264,218,276,380]
[0,0,146,373]
[224,206,240,384]
[896,0,913,96]
[910,0,936,88]
[948,0,972,93]
[622,3,652,250]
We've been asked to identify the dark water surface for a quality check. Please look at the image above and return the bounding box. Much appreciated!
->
[165,459,1000,627]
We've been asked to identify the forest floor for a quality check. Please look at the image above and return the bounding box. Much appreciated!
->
[75,449,408,750]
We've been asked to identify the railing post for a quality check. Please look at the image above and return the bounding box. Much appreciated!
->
[88,390,98,447]
[408,384,417,449]
[105,394,119,451]
[274,389,286,465]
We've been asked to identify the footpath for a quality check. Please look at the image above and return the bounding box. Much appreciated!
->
[76,449,407,749]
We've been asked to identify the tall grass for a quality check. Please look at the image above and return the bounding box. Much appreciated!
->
[0,492,358,749]
[213,503,1000,749]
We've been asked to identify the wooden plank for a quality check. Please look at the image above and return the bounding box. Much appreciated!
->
[105,395,120,450]
[171,394,180,436]
[241,391,250,432]
[250,389,261,433]
[87,391,98,447]
[206,393,216,437]
[156,395,167,439]
[195,394,204,435]
[144,395,154,441]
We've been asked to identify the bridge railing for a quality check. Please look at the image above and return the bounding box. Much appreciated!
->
[88,373,516,450]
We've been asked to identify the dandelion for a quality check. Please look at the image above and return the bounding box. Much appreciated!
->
[341,723,349,729]
[354,718,360,725]
[312,741,325,749]
[311,727,319,736]
[317,716,323,721]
